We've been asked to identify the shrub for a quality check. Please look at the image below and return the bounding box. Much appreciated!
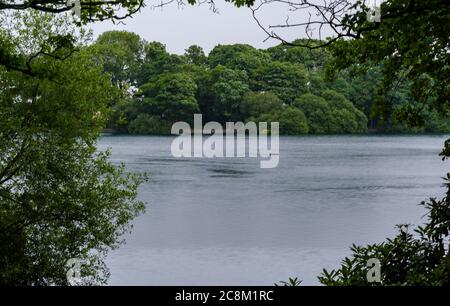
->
[128,114,171,135]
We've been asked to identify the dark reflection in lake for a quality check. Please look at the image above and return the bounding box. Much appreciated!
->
[97,135,450,285]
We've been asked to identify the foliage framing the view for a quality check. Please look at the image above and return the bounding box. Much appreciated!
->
[0,11,146,285]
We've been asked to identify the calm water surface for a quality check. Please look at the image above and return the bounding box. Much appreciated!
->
[97,135,450,285]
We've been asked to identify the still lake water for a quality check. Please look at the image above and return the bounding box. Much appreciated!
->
[97,135,449,285]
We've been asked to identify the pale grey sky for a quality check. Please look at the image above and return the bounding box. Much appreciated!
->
[89,1,315,55]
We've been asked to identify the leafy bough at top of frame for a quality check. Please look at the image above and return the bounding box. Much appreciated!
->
[0,0,256,24]
[0,0,145,23]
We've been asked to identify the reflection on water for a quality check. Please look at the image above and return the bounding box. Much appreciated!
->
[97,135,450,285]
[208,168,253,178]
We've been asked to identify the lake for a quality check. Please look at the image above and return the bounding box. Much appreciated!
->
[97,135,450,285]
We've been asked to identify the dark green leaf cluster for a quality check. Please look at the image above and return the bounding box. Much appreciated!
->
[319,173,450,286]
[95,30,448,135]
[97,34,374,135]
[328,0,450,128]
[0,13,146,285]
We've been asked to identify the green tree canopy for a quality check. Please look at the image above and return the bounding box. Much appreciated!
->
[136,41,186,85]
[294,93,333,134]
[252,61,308,104]
[208,44,270,73]
[256,106,309,135]
[184,45,207,66]
[240,91,283,120]
[138,72,199,123]
[324,0,449,126]
[295,92,368,134]
[266,38,332,71]
[196,65,249,122]
[94,30,144,88]
[0,12,145,285]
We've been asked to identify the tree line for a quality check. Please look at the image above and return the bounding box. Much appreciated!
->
[93,31,450,135]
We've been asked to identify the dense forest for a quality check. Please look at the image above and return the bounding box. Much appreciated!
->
[93,31,450,135]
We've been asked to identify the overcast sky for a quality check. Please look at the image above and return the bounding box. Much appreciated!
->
[88,1,312,55]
